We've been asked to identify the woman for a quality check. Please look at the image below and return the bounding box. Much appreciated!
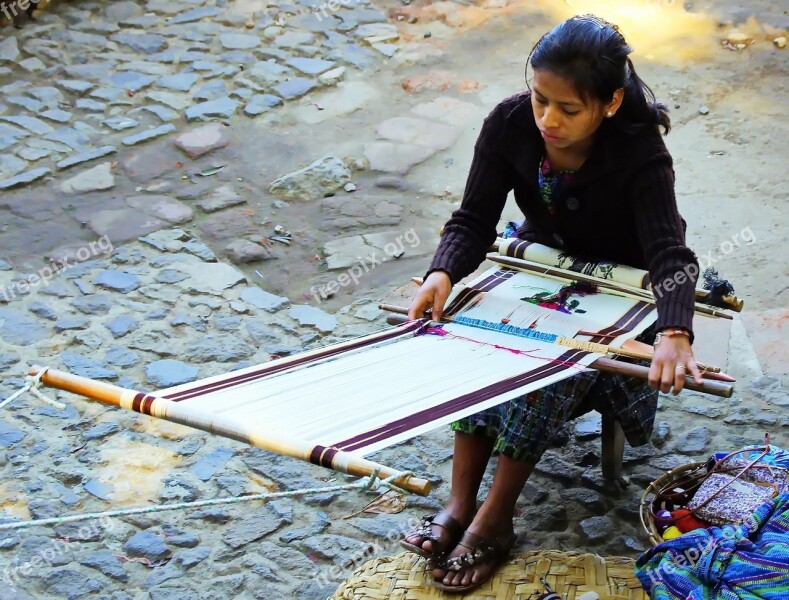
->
[401,14,704,593]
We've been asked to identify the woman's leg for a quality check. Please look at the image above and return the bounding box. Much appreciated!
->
[403,430,495,554]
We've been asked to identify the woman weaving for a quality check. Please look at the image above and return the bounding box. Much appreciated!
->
[402,15,704,593]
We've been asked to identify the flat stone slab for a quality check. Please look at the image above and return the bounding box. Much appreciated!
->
[185,97,239,121]
[40,109,73,123]
[168,7,222,24]
[111,32,168,54]
[56,146,117,170]
[286,57,336,76]
[61,162,115,194]
[88,208,166,243]
[147,90,192,110]
[411,96,479,127]
[0,154,26,178]
[157,73,200,92]
[197,184,245,212]
[122,124,177,146]
[0,167,51,190]
[377,117,461,151]
[146,359,199,387]
[107,72,156,92]
[178,262,247,294]
[103,117,139,131]
[174,122,229,159]
[272,78,316,100]
[244,94,283,116]
[289,305,337,333]
[220,33,260,49]
[363,141,436,175]
[0,115,54,135]
[239,287,289,312]
[269,154,351,201]
[126,195,193,224]
[323,228,436,270]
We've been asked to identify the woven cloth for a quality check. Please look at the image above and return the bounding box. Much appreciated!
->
[635,492,789,599]
[332,550,647,599]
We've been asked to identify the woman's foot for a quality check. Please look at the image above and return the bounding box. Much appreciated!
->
[431,511,516,590]
[401,504,474,560]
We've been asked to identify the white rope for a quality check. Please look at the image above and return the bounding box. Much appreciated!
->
[0,367,65,411]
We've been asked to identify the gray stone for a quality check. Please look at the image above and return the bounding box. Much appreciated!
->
[147,91,192,110]
[272,77,316,100]
[108,72,156,92]
[155,269,189,284]
[81,550,129,582]
[103,117,139,131]
[94,270,142,293]
[169,7,222,24]
[1,115,54,135]
[83,422,120,440]
[578,515,613,543]
[122,124,177,146]
[138,105,180,122]
[6,96,42,113]
[240,287,289,312]
[43,569,103,598]
[45,127,91,151]
[89,208,165,243]
[678,427,711,455]
[0,154,26,179]
[126,195,193,225]
[563,488,607,512]
[0,36,19,62]
[220,33,261,50]
[222,506,287,548]
[185,334,254,363]
[270,155,351,201]
[61,162,115,194]
[105,346,140,368]
[54,316,89,331]
[0,351,20,370]
[124,531,172,562]
[0,122,28,141]
[84,478,115,500]
[145,360,199,387]
[56,146,117,170]
[750,375,788,407]
[193,80,227,101]
[185,97,240,121]
[301,534,370,561]
[61,352,118,380]
[16,147,50,161]
[0,308,50,345]
[274,31,315,48]
[175,546,210,568]
[225,239,273,263]
[0,167,51,191]
[90,88,123,102]
[574,412,602,440]
[681,402,724,419]
[71,294,112,315]
[289,305,337,333]
[190,447,235,481]
[534,452,582,484]
[76,98,108,112]
[174,122,229,159]
[105,315,139,338]
[197,184,244,212]
[287,57,336,76]
[39,109,73,124]
[157,73,200,92]
[244,94,283,116]
[58,79,94,93]
[0,421,25,448]
[112,32,168,54]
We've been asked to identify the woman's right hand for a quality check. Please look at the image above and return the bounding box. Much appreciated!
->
[408,271,452,321]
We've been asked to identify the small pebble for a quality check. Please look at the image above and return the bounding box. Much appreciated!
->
[344,182,357,192]
[578,593,600,600]
[775,37,787,49]
[699,105,710,115]
[424,31,432,38]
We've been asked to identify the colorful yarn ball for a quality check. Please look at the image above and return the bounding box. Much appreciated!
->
[655,509,673,529]
[672,509,708,533]
[662,526,683,540]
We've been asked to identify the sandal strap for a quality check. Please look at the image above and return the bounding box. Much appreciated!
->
[445,531,516,571]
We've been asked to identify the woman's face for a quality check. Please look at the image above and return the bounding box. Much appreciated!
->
[531,69,617,151]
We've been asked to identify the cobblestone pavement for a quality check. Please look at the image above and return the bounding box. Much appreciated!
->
[1,0,787,598]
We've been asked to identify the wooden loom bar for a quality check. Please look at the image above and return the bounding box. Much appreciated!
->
[28,366,432,496]
[488,238,744,312]
[383,315,734,398]
[486,254,734,321]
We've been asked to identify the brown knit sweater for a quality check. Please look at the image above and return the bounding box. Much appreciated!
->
[427,92,699,335]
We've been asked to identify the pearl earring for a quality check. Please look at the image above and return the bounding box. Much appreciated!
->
[607,111,613,117]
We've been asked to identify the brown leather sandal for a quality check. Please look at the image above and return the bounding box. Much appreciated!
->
[399,511,466,562]
[430,530,517,593]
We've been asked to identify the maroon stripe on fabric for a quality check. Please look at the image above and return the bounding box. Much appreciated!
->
[320,447,339,468]
[309,445,325,466]
[164,321,424,402]
[132,392,145,413]
[590,301,652,344]
[333,349,588,452]
[141,395,156,415]
[504,239,532,259]
[444,269,514,317]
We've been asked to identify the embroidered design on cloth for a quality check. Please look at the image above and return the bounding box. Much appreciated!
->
[538,156,575,216]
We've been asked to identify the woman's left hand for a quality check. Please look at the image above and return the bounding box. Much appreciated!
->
[648,335,703,395]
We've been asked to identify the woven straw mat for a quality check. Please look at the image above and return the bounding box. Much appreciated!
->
[332,549,647,599]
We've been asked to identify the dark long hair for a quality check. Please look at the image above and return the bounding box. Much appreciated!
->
[527,15,671,134]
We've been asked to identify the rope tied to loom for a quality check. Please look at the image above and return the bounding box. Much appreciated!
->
[0,366,64,411]
[0,471,415,531]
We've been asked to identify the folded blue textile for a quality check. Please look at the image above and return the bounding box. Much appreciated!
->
[635,493,789,599]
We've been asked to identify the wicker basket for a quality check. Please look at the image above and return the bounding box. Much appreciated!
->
[331,550,647,599]
[639,461,707,546]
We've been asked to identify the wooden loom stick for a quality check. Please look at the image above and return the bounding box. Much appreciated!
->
[486,254,734,321]
[488,238,744,312]
[27,366,431,496]
[379,304,725,376]
[383,315,733,398]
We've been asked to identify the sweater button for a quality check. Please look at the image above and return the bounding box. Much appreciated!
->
[566,196,580,210]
